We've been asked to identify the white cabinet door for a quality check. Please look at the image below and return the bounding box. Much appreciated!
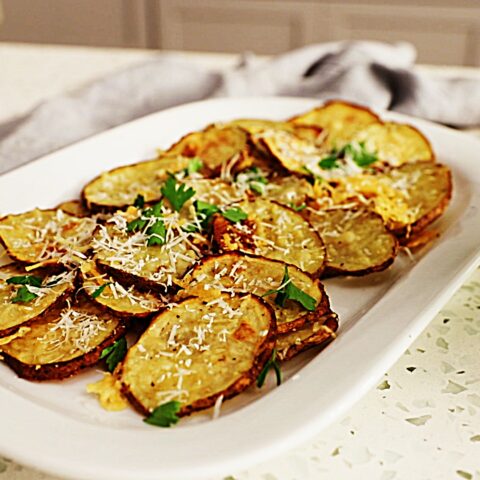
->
[0,0,149,48]
[155,0,327,54]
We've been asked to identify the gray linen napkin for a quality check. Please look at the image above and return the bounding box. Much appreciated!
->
[1,41,480,175]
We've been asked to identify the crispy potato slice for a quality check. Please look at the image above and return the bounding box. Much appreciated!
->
[0,209,97,266]
[290,100,381,148]
[224,119,295,135]
[82,155,192,212]
[92,211,208,292]
[304,205,398,277]
[352,122,434,166]
[330,162,452,235]
[179,253,332,334]
[212,198,325,276]
[80,261,165,318]
[0,265,76,337]
[260,129,324,177]
[119,294,276,416]
[264,176,314,209]
[276,313,339,361]
[167,125,248,172]
[0,296,125,381]
[224,119,323,144]
[57,200,91,218]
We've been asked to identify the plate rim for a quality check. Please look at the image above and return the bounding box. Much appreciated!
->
[1,96,480,480]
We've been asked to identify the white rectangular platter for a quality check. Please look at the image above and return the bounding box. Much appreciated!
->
[0,97,479,480]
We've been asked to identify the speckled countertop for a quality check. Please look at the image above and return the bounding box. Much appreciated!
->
[0,42,479,480]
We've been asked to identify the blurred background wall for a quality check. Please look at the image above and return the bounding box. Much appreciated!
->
[0,0,479,65]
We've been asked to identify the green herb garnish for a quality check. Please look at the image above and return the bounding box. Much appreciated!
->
[91,282,112,299]
[221,207,248,223]
[146,220,167,246]
[144,400,181,427]
[194,200,220,231]
[262,266,316,311]
[186,157,203,175]
[7,275,43,304]
[344,142,378,167]
[126,201,166,245]
[288,203,306,212]
[100,337,127,373]
[133,194,145,209]
[257,349,282,388]
[7,275,42,287]
[239,167,268,195]
[11,286,38,304]
[196,200,220,219]
[318,154,339,170]
[161,176,196,212]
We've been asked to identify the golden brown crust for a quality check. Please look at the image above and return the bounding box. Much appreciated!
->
[276,314,339,362]
[0,294,127,381]
[79,261,165,319]
[0,265,77,338]
[0,208,96,266]
[1,322,126,381]
[303,205,398,278]
[178,251,332,334]
[212,198,326,277]
[119,294,276,417]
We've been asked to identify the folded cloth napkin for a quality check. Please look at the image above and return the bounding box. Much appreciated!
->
[1,40,480,175]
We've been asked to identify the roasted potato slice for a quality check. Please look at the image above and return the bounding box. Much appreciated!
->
[167,125,248,173]
[352,122,434,166]
[80,261,165,318]
[264,176,314,209]
[260,129,324,177]
[304,205,398,277]
[290,100,381,148]
[82,155,192,212]
[92,211,208,292]
[0,264,76,337]
[179,253,332,334]
[57,200,91,218]
[224,119,323,144]
[213,198,325,276]
[276,313,339,361]
[0,209,97,266]
[119,293,276,416]
[330,162,452,235]
[0,296,125,381]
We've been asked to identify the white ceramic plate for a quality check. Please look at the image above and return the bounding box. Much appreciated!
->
[0,97,479,480]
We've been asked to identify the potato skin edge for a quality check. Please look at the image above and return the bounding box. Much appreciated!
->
[119,294,277,418]
[1,322,127,381]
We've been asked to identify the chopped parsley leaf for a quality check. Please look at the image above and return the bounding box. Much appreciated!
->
[133,194,145,209]
[12,286,38,303]
[344,142,378,167]
[262,266,316,311]
[239,167,268,195]
[100,337,127,373]
[146,220,167,246]
[195,200,220,218]
[144,400,181,427]
[194,200,220,231]
[318,154,339,170]
[91,282,112,299]
[7,275,42,287]
[126,202,166,245]
[221,207,248,223]
[288,202,306,212]
[257,349,282,388]
[161,176,196,212]
[186,157,203,175]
